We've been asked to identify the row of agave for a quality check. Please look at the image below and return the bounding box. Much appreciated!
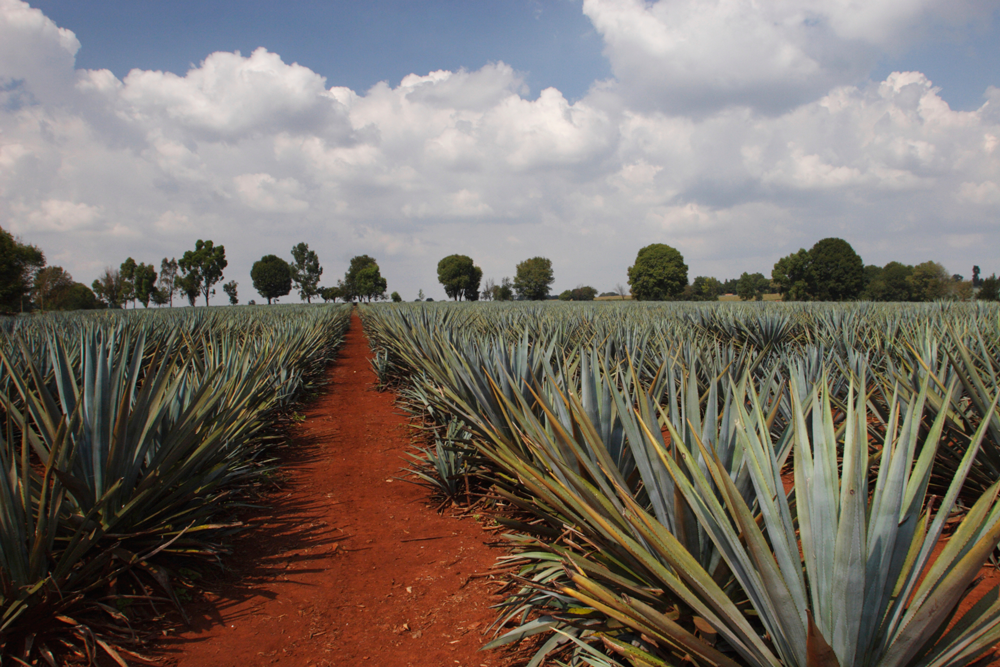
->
[0,304,351,665]
[360,300,1000,667]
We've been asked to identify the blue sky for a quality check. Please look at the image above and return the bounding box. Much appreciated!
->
[2,0,1000,300]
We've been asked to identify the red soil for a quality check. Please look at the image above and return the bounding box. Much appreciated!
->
[153,311,516,667]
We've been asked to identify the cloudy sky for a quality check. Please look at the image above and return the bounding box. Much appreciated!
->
[2,0,999,301]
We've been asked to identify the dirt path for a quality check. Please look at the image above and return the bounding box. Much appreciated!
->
[156,311,514,667]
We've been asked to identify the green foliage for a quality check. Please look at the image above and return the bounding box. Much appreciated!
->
[627,243,688,301]
[119,257,138,306]
[32,266,74,310]
[342,255,388,302]
[907,261,951,301]
[134,262,158,308]
[223,280,239,305]
[690,276,722,301]
[0,227,44,312]
[320,285,342,302]
[513,257,555,300]
[736,271,770,301]
[158,257,179,306]
[773,238,863,301]
[179,239,227,306]
[92,267,125,308]
[559,285,598,301]
[251,254,292,304]
[290,242,323,303]
[979,274,1000,301]
[390,291,402,302]
[437,254,483,301]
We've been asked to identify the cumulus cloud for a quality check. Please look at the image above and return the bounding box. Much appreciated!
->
[582,0,992,115]
[0,0,999,299]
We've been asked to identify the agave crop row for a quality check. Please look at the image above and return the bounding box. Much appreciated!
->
[0,304,351,664]
[360,301,1000,667]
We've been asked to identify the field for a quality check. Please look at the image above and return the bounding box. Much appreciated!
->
[4,300,1000,667]
[361,300,1000,667]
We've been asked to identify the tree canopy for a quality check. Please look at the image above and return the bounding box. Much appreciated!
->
[736,272,770,301]
[223,280,239,305]
[342,255,387,302]
[179,240,227,306]
[627,244,688,301]
[0,227,44,312]
[558,285,598,301]
[513,257,554,300]
[290,242,323,303]
[772,238,863,301]
[437,254,482,301]
[251,255,292,304]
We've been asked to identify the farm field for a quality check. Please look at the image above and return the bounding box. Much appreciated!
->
[5,300,1000,667]
[361,300,1000,667]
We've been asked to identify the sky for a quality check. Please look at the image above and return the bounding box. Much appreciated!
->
[2,0,999,302]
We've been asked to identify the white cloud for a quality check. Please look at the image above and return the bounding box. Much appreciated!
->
[0,0,998,300]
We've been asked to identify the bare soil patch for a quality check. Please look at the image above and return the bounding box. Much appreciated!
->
[153,311,515,667]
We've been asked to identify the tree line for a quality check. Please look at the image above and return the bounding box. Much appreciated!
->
[3,224,997,313]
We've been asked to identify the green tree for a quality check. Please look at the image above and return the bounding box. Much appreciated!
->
[119,257,138,307]
[513,257,555,300]
[179,240,227,306]
[736,272,770,301]
[320,286,342,302]
[223,280,239,305]
[627,244,687,301]
[134,263,158,308]
[290,242,323,303]
[0,228,44,312]
[808,237,864,301]
[437,254,483,301]
[158,258,179,307]
[691,276,723,301]
[54,283,102,310]
[92,267,125,308]
[977,274,1000,302]
[863,262,914,301]
[390,291,402,302]
[772,249,812,301]
[32,266,75,310]
[342,255,387,302]
[251,255,292,304]
[907,261,951,301]
[560,285,598,301]
[497,277,514,301]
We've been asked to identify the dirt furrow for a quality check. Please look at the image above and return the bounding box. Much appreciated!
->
[155,311,513,667]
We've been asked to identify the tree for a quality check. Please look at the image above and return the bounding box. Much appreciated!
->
[390,291,402,302]
[615,283,628,300]
[513,257,555,300]
[627,244,688,301]
[863,262,914,301]
[120,258,138,308]
[223,280,239,305]
[0,228,44,312]
[808,237,864,301]
[176,273,200,307]
[55,283,102,310]
[973,265,982,288]
[978,274,1000,302]
[320,286,342,302]
[691,276,723,301]
[736,272,770,301]
[772,249,812,301]
[179,240,227,306]
[437,254,483,301]
[251,255,292,304]
[290,242,323,303]
[416,289,425,302]
[33,266,75,310]
[159,258,179,306]
[480,278,496,301]
[497,277,514,301]
[559,285,598,301]
[92,268,125,308]
[134,263,158,308]
[342,255,387,302]
[907,261,951,301]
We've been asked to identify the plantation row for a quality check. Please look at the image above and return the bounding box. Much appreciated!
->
[0,304,351,664]
[361,300,1000,667]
